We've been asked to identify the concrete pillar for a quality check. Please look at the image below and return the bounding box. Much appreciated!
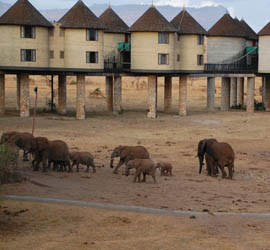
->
[265,77,270,112]
[113,76,122,114]
[230,77,237,107]
[76,74,86,120]
[164,76,172,113]
[246,77,255,113]
[262,77,266,105]
[147,75,157,119]
[221,77,230,111]
[207,77,215,112]
[16,74,21,111]
[105,76,113,112]
[237,77,244,107]
[179,76,187,116]
[20,73,30,117]
[0,74,5,115]
[58,74,67,115]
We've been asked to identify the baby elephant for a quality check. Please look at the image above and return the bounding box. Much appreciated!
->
[126,159,157,183]
[70,152,96,173]
[156,161,173,176]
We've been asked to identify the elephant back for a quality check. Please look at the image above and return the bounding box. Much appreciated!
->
[48,140,70,162]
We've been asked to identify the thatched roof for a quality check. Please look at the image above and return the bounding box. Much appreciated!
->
[0,0,52,27]
[258,22,270,36]
[208,13,246,38]
[129,5,176,32]
[99,6,129,33]
[171,8,207,35]
[59,0,105,29]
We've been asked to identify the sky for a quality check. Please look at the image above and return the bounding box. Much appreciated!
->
[2,0,269,31]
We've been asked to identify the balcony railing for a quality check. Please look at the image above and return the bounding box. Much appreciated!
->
[205,49,258,74]
[104,59,131,73]
[204,62,258,73]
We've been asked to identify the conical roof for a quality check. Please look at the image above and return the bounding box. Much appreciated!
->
[0,0,52,27]
[129,5,176,32]
[240,19,257,40]
[208,13,246,38]
[99,6,129,33]
[258,22,270,36]
[171,8,207,35]
[59,0,105,29]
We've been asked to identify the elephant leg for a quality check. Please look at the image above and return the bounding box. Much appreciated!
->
[219,165,227,178]
[42,158,47,172]
[142,173,146,183]
[23,150,29,161]
[86,165,89,172]
[76,163,79,172]
[152,174,156,183]
[91,164,96,173]
[113,159,125,174]
[228,164,233,179]
[133,174,137,183]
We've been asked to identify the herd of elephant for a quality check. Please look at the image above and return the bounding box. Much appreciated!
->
[0,131,235,183]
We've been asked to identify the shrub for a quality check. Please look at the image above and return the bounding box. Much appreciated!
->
[0,143,23,185]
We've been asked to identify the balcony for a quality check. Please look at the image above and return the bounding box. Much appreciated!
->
[104,59,131,73]
[205,47,258,74]
[118,42,130,52]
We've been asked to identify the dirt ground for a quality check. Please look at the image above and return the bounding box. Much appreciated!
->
[1,75,270,249]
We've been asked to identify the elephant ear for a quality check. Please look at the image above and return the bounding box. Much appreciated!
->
[37,137,49,152]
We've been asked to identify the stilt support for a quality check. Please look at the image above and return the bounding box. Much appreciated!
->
[76,74,86,120]
[148,75,157,119]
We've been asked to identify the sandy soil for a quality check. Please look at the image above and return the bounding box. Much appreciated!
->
[1,201,270,250]
[1,76,270,249]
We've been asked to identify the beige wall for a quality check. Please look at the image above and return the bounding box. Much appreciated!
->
[207,36,246,63]
[0,25,49,68]
[64,29,104,69]
[259,36,270,73]
[131,32,175,71]
[49,23,65,68]
[177,34,205,71]
[104,33,126,60]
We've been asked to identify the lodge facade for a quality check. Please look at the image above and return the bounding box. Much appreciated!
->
[0,0,269,119]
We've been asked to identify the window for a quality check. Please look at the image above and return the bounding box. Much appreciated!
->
[20,26,35,38]
[60,28,65,37]
[21,49,36,62]
[177,54,180,62]
[49,50,54,59]
[158,32,169,44]
[86,29,98,41]
[49,28,54,37]
[60,51,64,59]
[198,35,204,45]
[197,55,204,65]
[158,53,169,65]
[86,52,98,64]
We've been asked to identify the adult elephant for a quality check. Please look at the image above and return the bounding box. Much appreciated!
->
[110,145,150,174]
[1,131,34,161]
[197,139,235,179]
[31,137,71,172]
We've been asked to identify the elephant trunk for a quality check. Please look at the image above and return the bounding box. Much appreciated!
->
[110,157,114,168]
[199,155,204,174]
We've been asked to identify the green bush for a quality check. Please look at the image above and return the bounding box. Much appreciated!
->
[0,143,23,185]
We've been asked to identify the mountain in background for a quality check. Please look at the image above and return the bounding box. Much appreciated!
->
[0,1,227,30]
